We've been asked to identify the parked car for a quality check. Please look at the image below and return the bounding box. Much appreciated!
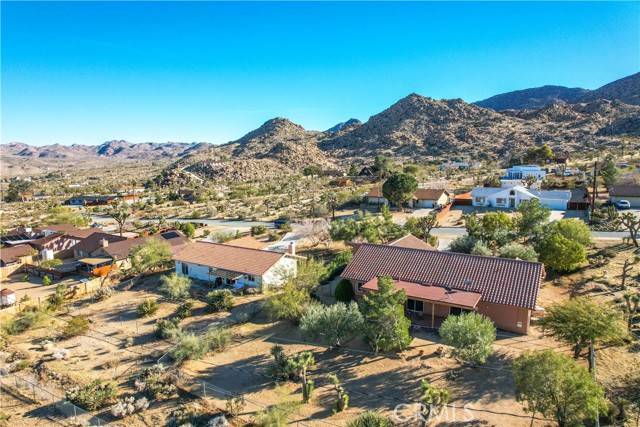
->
[273,219,289,228]
[563,171,574,176]
[616,200,631,210]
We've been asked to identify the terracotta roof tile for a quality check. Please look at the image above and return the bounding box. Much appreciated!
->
[174,241,285,276]
[362,278,482,308]
[342,244,544,309]
[387,234,435,251]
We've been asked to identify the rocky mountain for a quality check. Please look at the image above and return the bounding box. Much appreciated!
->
[325,118,362,133]
[475,72,640,110]
[1,140,206,160]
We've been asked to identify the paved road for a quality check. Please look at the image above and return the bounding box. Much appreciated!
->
[430,227,628,240]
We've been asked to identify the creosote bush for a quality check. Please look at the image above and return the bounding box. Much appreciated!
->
[134,364,178,400]
[170,328,231,361]
[63,316,90,338]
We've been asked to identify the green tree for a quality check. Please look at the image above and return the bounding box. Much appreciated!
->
[348,163,360,177]
[448,235,478,254]
[159,273,191,299]
[359,276,412,353]
[322,191,343,220]
[286,351,315,403]
[334,279,355,303]
[109,204,131,237]
[404,214,440,241]
[536,232,586,272]
[516,198,551,241]
[382,173,418,212]
[180,222,196,239]
[302,164,323,177]
[42,276,52,287]
[513,350,606,427]
[548,219,591,246]
[480,211,516,246]
[403,164,419,175]
[420,379,450,422]
[539,298,625,358]
[374,155,393,179]
[7,180,34,202]
[300,302,364,347]
[264,282,312,322]
[600,157,621,188]
[130,238,173,274]
[439,312,496,365]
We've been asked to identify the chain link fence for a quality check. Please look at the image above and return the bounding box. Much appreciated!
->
[0,372,116,427]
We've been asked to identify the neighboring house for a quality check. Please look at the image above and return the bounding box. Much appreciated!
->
[92,230,188,268]
[440,161,469,171]
[341,243,544,333]
[470,186,571,210]
[499,179,541,190]
[567,189,591,211]
[609,184,640,208]
[366,188,453,208]
[0,245,35,268]
[63,195,117,206]
[71,233,128,259]
[504,165,546,180]
[330,178,353,187]
[358,166,378,177]
[173,241,297,290]
[350,234,436,254]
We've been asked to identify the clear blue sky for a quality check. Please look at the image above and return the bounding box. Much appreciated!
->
[2,1,639,146]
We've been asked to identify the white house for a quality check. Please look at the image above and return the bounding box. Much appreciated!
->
[504,165,546,180]
[173,241,297,291]
[471,186,570,210]
[367,188,453,208]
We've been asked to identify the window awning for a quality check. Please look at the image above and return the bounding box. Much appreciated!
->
[362,278,482,309]
[208,268,244,280]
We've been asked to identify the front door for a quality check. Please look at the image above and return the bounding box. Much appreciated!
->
[509,198,516,208]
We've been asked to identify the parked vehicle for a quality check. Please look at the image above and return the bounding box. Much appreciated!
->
[563,171,574,176]
[274,219,289,228]
[616,200,631,209]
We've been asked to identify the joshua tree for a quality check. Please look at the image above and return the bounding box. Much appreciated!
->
[620,213,639,247]
[110,203,131,236]
[328,374,349,412]
[623,293,640,332]
[286,351,315,403]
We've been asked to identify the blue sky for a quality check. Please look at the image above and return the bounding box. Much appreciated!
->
[2,1,639,146]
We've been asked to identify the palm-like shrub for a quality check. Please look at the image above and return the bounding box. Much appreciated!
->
[137,299,159,318]
[346,411,393,427]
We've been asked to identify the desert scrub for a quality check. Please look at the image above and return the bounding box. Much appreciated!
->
[110,396,149,418]
[155,319,184,341]
[62,316,90,338]
[346,411,393,427]
[206,289,234,312]
[175,300,194,319]
[1,308,46,335]
[252,403,298,427]
[137,299,159,317]
[65,379,119,410]
[95,286,114,301]
[170,328,231,361]
[159,273,192,299]
[134,364,177,400]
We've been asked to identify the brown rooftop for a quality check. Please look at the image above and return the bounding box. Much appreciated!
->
[362,278,482,309]
[174,241,286,276]
[367,187,448,200]
[0,245,34,264]
[387,234,436,251]
[342,243,544,309]
[610,184,640,198]
[70,233,128,254]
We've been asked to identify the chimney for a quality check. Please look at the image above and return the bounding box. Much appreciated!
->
[99,238,109,248]
[287,242,296,256]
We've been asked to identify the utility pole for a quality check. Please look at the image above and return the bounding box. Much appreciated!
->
[590,341,600,427]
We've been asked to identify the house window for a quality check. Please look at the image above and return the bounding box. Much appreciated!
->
[181,263,189,276]
[509,190,516,196]
[496,198,507,204]
[474,197,486,204]
[406,299,424,312]
[246,275,255,282]
[357,282,364,292]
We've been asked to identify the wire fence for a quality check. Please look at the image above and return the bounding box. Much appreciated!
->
[0,371,116,427]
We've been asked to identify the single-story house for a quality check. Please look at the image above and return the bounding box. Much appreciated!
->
[504,165,546,180]
[173,241,297,290]
[341,243,544,333]
[91,230,188,268]
[471,185,570,210]
[71,233,128,259]
[367,188,453,208]
[609,184,640,208]
[350,233,436,254]
[63,195,118,206]
[0,245,35,268]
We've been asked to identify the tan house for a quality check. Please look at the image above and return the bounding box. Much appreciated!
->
[609,184,640,208]
[341,243,544,334]
[366,188,453,208]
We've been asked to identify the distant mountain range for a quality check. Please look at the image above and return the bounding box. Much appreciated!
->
[3,72,639,180]
[475,72,640,110]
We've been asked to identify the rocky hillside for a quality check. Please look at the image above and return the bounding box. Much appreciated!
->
[0,140,206,160]
[326,118,362,133]
[475,72,640,110]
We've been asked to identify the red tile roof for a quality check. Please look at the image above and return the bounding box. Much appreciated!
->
[387,234,435,251]
[362,278,482,309]
[174,241,286,276]
[342,244,544,309]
